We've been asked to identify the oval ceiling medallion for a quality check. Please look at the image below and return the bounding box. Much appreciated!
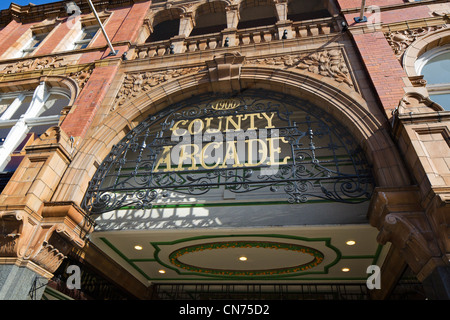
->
[169,241,325,276]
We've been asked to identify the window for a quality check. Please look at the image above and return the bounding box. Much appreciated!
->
[0,84,70,172]
[73,25,100,50]
[146,19,180,42]
[20,32,48,57]
[415,45,450,110]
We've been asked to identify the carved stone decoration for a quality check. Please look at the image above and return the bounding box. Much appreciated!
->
[245,49,354,88]
[32,240,67,273]
[395,91,443,114]
[68,67,94,90]
[0,211,27,257]
[1,56,69,74]
[368,188,448,281]
[409,75,427,87]
[206,52,245,82]
[384,25,448,60]
[377,213,444,278]
[112,66,206,110]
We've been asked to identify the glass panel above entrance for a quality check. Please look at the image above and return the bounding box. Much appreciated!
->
[82,90,374,221]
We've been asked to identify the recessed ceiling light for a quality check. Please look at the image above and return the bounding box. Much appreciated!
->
[134,245,143,250]
[341,267,350,272]
[158,269,166,274]
[346,240,356,246]
[239,256,248,261]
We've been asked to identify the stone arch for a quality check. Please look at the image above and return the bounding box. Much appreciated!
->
[0,75,78,107]
[52,65,411,207]
[402,27,450,78]
[190,1,228,36]
[286,0,333,21]
[237,0,278,29]
[150,7,185,27]
[145,7,185,42]
[401,27,450,112]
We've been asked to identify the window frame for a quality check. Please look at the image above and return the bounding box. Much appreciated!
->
[0,84,71,171]
[415,44,450,110]
[72,24,101,50]
[20,32,48,57]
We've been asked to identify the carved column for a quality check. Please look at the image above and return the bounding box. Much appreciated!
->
[225,4,239,29]
[368,186,450,299]
[274,0,288,21]
[221,5,240,47]
[274,0,293,40]
[0,127,94,299]
[178,12,195,38]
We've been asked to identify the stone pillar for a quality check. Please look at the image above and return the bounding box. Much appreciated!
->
[0,127,94,300]
[0,260,52,300]
[221,5,240,47]
[170,35,187,54]
[276,21,294,40]
[273,0,293,40]
[221,28,238,47]
[274,0,288,21]
[178,12,195,38]
[225,5,239,29]
[368,187,450,300]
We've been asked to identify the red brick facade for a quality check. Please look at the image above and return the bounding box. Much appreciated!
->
[0,0,448,301]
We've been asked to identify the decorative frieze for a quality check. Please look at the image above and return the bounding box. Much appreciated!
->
[113,66,206,110]
[0,57,93,91]
[384,25,448,60]
[1,56,69,74]
[68,67,94,90]
[245,49,354,88]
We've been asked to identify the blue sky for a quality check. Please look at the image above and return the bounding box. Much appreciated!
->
[0,0,60,11]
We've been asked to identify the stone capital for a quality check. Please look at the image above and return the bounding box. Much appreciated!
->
[368,187,449,281]
[0,202,93,275]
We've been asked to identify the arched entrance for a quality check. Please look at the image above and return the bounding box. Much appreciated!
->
[52,62,412,299]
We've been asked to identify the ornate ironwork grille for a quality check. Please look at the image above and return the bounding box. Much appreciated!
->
[82,90,373,214]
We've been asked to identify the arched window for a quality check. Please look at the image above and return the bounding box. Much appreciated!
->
[287,0,332,21]
[190,2,227,36]
[146,19,180,42]
[0,83,70,172]
[415,44,450,110]
[237,0,278,29]
[82,90,373,215]
[146,9,184,43]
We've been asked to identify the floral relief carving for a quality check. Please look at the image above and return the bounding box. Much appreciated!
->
[113,66,206,110]
[1,56,69,74]
[68,67,94,90]
[384,25,448,59]
[245,49,354,88]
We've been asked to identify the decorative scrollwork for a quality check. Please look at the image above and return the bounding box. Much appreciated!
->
[82,90,374,214]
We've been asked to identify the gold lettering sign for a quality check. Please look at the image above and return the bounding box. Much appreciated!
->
[211,100,239,110]
[154,111,291,172]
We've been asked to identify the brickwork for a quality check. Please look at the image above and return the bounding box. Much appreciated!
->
[352,31,408,113]
[0,21,33,58]
[61,63,120,138]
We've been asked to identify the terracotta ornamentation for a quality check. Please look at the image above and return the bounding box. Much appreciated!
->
[245,49,354,88]
[113,66,206,110]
